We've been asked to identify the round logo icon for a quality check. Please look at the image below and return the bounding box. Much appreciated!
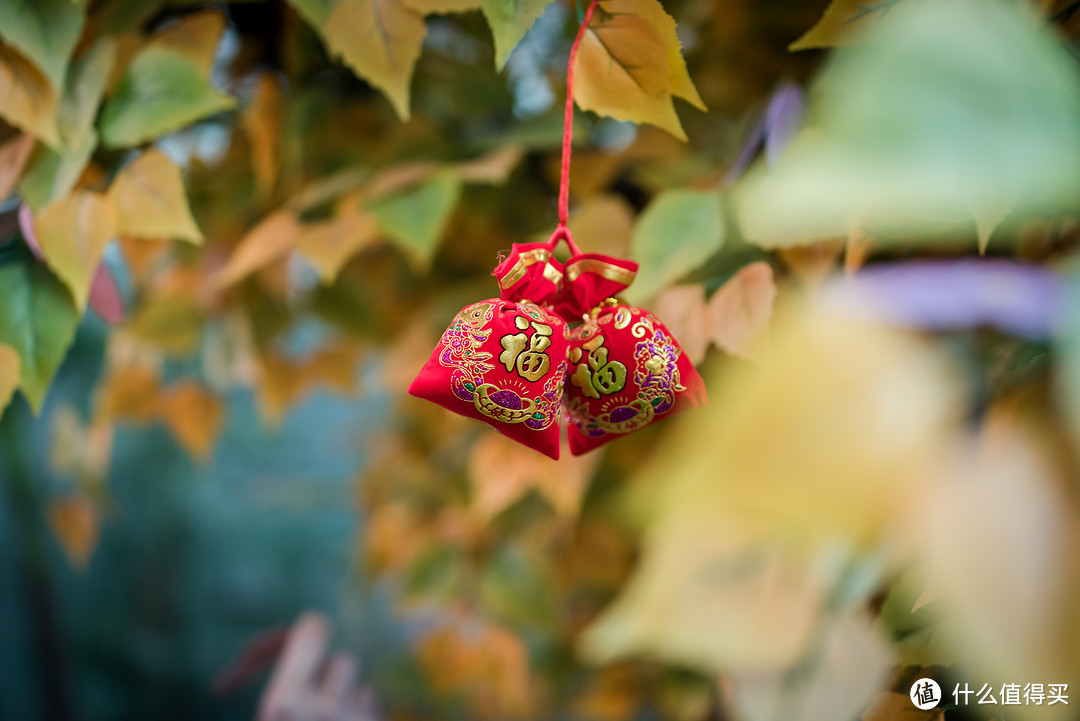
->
[910,678,942,710]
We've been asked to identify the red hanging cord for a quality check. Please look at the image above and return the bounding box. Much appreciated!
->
[547,0,600,255]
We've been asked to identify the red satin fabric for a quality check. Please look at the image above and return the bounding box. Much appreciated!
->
[408,244,570,459]
[564,304,706,455]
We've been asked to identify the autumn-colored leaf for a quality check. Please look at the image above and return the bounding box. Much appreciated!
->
[294,200,381,283]
[0,44,61,148]
[706,261,776,358]
[97,363,161,422]
[216,211,302,287]
[34,191,118,310]
[0,0,85,91]
[0,256,80,413]
[253,343,361,424]
[241,72,284,201]
[467,433,596,520]
[125,295,206,355]
[0,133,36,200]
[0,344,20,415]
[320,0,427,120]
[574,0,705,141]
[149,10,226,76]
[651,284,709,364]
[481,0,551,70]
[418,621,536,718]
[47,493,100,568]
[790,0,897,51]
[158,381,225,461]
[568,194,635,258]
[99,46,235,148]
[118,235,169,284]
[581,301,961,672]
[107,149,204,244]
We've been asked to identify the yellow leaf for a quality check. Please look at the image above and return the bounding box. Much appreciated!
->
[927,416,1080,692]
[47,493,100,568]
[294,202,380,283]
[149,10,226,75]
[0,44,61,148]
[611,0,706,111]
[215,211,302,287]
[97,363,162,422]
[0,343,20,414]
[254,353,305,424]
[158,381,224,461]
[35,191,117,310]
[581,301,961,671]
[574,0,704,141]
[0,133,36,199]
[790,0,900,51]
[108,149,203,243]
[322,0,427,120]
[241,72,284,200]
[418,621,536,718]
[706,261,776,358]
[724,610,893,721]
[125,295,206,354]
[401,0,482,13]
[366,503,433,573]
[567,193,635,258]
[305,342,361,393]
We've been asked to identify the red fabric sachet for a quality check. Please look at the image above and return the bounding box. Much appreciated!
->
[408,243,570,459]
[559,253,707,455]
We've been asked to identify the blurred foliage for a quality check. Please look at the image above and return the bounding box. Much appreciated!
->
[4,0,1080,720]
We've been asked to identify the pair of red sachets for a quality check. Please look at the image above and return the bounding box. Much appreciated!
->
[408,238,707,459]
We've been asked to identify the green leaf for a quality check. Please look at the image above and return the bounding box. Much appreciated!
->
[287,0,333,25]
[0,0,85,90]
[58,40,115,150]
[19,132,96,212]
[479,545,554,627]
[95,0,165,36]
[629,188,724,302]
[734,0,1080,248]
[320,0,427,120]
[99,46,235,148]
[482,0,551,70]
[368,170,462,265]
[0,255,80,414]
[403,545,466,602]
